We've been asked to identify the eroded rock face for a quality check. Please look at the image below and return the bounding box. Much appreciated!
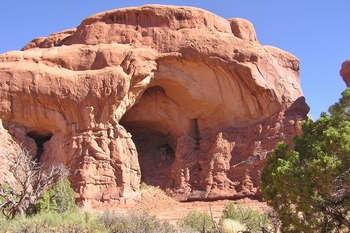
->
[341,59,350,87]
[0,5,309,206]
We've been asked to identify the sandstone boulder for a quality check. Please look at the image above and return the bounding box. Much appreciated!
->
[341,58,350,87]
[228,18,259,43]
[0,5,309,207]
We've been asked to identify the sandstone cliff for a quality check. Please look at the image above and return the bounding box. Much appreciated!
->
[0,5,309,207]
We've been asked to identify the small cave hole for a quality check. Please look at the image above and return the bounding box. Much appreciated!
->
[192,118,201,149]
[27,130,53,161]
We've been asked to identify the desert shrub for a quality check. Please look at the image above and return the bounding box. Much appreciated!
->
[5,211,103,233]
[99,210,176,233]
[36,177,76,214]
[221,218,246,233]
[177,210,215,232]
[0,218,9,233]
[0,144,69,219]
[1,209,177,233]
[220,203,268,233]
[98,210,125,232]
[139,181,148,189]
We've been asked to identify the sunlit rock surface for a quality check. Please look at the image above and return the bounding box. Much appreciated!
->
[0,5,309,207]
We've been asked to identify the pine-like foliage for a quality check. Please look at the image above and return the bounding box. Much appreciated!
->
[36,178,76,214]
[261,88,350,232]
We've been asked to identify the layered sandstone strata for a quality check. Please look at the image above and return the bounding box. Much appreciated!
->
[0,5,309,207]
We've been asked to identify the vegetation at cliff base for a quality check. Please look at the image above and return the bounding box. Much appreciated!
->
[177,210,215,232]
[1,210,177,233]
[220,202,269,233]
[261,88,350,232]
[36,177,76,214]
[0,145,69,219]
[177,203,277,233]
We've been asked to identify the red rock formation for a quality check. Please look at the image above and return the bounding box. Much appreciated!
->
[341,59,350,87]
[0,5,309,207]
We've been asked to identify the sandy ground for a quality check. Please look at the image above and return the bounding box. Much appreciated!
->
[124,186,268,225]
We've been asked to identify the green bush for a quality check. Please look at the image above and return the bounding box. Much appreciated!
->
[36,178,76,214]
[1,209,176,233]
[261,88,350,231]
[3,211,103,233]
[177,210,215,232]
[220,202,268,233]
[99,210,176,233]
[139,181,148,189]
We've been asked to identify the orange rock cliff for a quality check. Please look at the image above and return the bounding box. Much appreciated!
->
[0,5,309,208]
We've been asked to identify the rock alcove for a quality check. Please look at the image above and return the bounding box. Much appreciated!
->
[0,5,310,206]
[120,85,189,190]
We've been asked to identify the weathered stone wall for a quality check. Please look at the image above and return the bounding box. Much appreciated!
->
[0,5,309,207]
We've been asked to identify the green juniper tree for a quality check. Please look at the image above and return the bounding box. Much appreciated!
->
[261,88,350,232]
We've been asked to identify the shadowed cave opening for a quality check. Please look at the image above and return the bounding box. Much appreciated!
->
[27,130,53,161]
[120,86,177,190]
[120,122,176,190]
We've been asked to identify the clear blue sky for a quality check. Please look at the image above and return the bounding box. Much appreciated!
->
[1,1,349,119]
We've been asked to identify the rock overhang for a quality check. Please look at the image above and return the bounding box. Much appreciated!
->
[0,4,309,206]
